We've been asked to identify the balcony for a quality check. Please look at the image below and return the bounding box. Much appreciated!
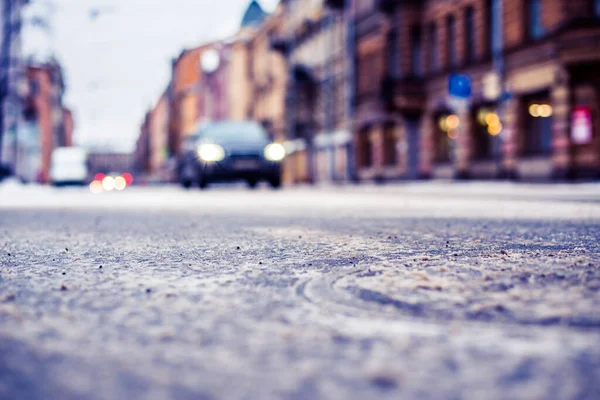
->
[555,22,600,64]
[381,75,426,112]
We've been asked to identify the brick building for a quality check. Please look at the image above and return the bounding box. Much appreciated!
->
[168,42,229,157]
[14,60,72,183]
[133,112,150,176]
[62,107,74,147]
[148,93,170,180]
[351,0,600,181]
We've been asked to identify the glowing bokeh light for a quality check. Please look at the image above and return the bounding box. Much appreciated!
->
[539,104,553,118]
[121,172,133,186]
[446,115,460,130]
[89,180,103,194]
[114,176,127,191]
[264,143,286,161]
[529,104,540,117]
[485,113,500,127]
[488,122,503,136]
[102,176,115,191]
[439,117,448,132]
[477,109,490,126]
[448,129,459,139]
[94,173,106,181]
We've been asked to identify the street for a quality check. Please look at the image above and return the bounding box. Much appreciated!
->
[0,182,599,400]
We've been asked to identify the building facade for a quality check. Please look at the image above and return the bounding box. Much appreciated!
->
[276,0,352,184]
[133,112,151,177]
[167,41,232,159]
[148,93,170,180]
[227,1,268,122]
[351,0,600,182]
[14,60,72,183]
[247,3,287,143]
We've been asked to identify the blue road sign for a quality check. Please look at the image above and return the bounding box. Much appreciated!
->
[448,74,472,99]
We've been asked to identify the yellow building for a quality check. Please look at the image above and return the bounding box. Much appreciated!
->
[247,3,287,143]
[227,1,268,122]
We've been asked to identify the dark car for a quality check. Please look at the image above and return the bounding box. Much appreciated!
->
[177,121,285,189]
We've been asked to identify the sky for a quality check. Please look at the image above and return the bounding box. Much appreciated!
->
[22,0,279,153]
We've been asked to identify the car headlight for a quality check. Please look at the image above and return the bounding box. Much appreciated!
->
[264,143,285,161]
[197,144,225,162]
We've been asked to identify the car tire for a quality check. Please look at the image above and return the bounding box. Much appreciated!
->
[246,179,258,189]
[198,176,209,190]
[269,176,282,189]
[181,179,192,189]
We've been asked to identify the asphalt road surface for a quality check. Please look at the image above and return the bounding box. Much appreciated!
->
[1,181,599,400]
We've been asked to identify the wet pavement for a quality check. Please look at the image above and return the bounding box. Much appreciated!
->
[0,182,599,399]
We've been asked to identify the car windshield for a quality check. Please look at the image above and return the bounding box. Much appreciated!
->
[199,122,268,142]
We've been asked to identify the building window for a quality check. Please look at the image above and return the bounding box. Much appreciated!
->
[383,124,397,166]
[489,0,502,55]
[523,96,553,155]
[428,23,439,73]
[446,15,457,68]
[435,113,457,163]
[464,6,476,63]
[473,107,499,160]
[527,0,544,40]
[387,29,399,77]
[410,26,423,76]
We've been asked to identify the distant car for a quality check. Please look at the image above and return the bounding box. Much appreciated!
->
[177,121,284,189]
[50,147,89,186]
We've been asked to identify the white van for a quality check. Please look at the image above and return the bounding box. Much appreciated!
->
[50,147,89,186]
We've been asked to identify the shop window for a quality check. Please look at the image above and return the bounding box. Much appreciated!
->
[473,107,501,160]
[435,113,458,163]
[383,124,397,166]
[464,6,477,63]
[523,98,553,155]
[446,15,458,68]
[410,26,423,76]
[428,23,439,73]
[358,127,372,168]
[527,0,545,40]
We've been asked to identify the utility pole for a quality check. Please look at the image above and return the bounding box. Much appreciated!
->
[491,0,505,178]
[0,0,15,168]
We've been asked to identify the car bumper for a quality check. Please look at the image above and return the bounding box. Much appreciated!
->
[198,159,281,181]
